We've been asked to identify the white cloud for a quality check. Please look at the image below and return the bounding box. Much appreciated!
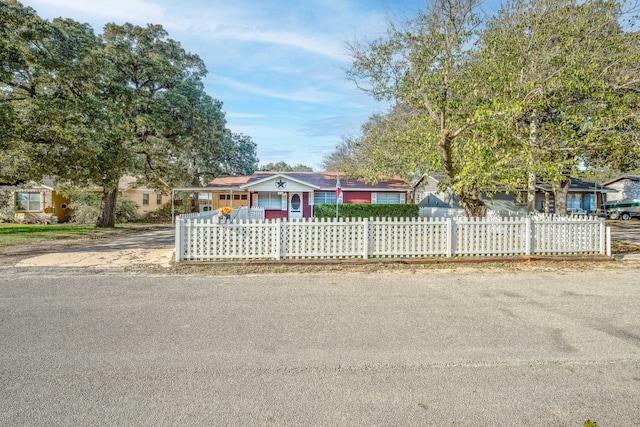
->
[26,0,166,25]
[225,112,264,119]
[211,74,337,104]
[209,26,349,62]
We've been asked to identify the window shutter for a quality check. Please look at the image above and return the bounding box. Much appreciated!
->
[400,193,406,204]
[371,192,377,204]
[309,191,314,206]
[252,193,258,207]
[281,193,287,210]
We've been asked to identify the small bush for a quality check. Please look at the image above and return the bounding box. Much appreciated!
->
[0,190,15,223]
[67,192,101,224]
[314,203,419,219]
[144,202,184,222]
[65,189,139,224]
[115,198,139,223]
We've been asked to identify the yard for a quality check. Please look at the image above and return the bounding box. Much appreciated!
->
[0,223,169,247]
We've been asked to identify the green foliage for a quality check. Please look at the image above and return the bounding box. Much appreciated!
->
[0,2,258,227]
[64,189,139,224]
[115,198,139,223]
[342,0,640,217]
[144,202,185,222]
[66,192,101,225]
[0,189,15,223]
[314,203,419,219]
[260,162,313,172]
[584,420,597,427]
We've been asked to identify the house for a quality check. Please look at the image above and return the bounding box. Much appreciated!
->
[204,175,251,212]
[0,178,71,223]
[534,176,613,214]
[413,174,612,215]
[116,176,171,217]
[602,175,640,219]
[602,175,640,200]
[205,172,412,220]
[412,173,457,208]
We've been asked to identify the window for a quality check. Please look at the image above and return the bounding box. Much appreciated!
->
[156,194,162,205]
[15,192,42,211]
[567,194,582,210]
[241,194,247,200]
[257,192,282,209]
[586,194,596,211]
[142,193,149,205]
[233,194,241,200]
[219,194,230,200]
[314,192,337,204]
[373,193,403,204]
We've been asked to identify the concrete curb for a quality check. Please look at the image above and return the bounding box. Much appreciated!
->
[175,254,615,267]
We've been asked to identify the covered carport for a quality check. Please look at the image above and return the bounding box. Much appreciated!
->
[171,186,240,224]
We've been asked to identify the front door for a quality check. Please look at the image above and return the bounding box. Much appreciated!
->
[289,193,303,219]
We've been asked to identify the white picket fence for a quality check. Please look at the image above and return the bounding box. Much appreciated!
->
[175,215,611,261]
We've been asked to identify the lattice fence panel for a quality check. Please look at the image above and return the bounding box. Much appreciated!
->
[370,217,449,258]
[455,217,528,256]
[283,218,366,259]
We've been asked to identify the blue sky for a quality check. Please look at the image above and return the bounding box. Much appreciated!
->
[20,0,495,170]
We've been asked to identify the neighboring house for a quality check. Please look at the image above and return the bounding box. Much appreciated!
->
[602,175,640,201]
[412,173,458,208]
[205,172,412,220]
[535,176,613,214]
[117,176,171,217]
[413,174,612,215]
[204,175,251,212]
[0,178,71,223]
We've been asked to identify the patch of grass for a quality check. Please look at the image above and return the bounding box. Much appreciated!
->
[0,223,165,247]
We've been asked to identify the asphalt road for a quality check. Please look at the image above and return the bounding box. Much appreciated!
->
[1,269,639,426]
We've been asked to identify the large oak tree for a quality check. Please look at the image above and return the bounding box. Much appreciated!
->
[1,1,258,226]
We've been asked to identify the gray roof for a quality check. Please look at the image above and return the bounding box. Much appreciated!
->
[602,175,640,187]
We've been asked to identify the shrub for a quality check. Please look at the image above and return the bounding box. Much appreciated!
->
[115,198,139,223]
[144,202,184,222]
[64,188,139,224]
[0,190,15,223]
[314,203,419,219]
[65,190,100,224]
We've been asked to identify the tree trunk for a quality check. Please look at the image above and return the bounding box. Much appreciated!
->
[187,161,200,213]
[545,192,551,214]
[553,165,572,216]
[527,110,539,214]
[554,178,570,216]
[527,172,537,213]
[96,184,118,228]
[460,187,486,218]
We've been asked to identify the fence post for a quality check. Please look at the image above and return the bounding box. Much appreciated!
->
[606,226,611,257]
[275,219,282,260]
[174,216,182,262]
[446,217,454,258]
[363,218,369,259]
[525,216,532,256]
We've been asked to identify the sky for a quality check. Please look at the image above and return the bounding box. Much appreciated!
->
[18,0,506,171]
